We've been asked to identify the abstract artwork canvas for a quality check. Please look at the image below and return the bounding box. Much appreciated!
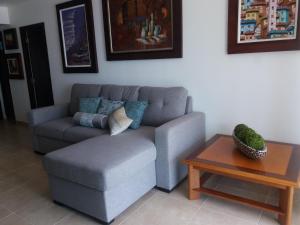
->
[56,0,98,73]
[228,0,300,54]
[6,53,24,80]
[238,0,298,43]
[102,0,182,60]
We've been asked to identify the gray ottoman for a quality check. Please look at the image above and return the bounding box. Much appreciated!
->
[43,127,157,224]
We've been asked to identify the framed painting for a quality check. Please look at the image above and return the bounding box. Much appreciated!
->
[56,0,98,73]
[102,0,182,60]
[6,53,24,80]
[0,32,4,52]
[228,0,300,54]
[3,28,19,50]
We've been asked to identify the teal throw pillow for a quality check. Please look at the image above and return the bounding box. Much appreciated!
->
[79,97,101,114]
[73,112,108,129]
[98,99,124,115]
[124,101,148,129]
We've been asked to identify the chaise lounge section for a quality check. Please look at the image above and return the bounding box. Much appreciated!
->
[28,84,205,224]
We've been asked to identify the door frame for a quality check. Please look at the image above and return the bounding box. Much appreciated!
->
[0,31,16,121]
[20,22,54,109]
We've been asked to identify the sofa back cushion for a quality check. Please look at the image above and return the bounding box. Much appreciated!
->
[70,84,102,115]
[100,85,140,101]
[138,87,188,127]
[69,84,189,127]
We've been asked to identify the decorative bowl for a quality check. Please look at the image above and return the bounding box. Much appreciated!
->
[232,133,267,160]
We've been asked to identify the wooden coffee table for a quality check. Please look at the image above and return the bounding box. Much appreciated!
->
[182,134,300,225]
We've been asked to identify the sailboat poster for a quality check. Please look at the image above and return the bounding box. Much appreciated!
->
[56,0,98,73]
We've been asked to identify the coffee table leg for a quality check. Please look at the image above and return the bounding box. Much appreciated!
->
[278,187,294,225]
[188,165,200,200]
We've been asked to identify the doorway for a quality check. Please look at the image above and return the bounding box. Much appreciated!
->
[20,23,54,109]
[0,31,16,121]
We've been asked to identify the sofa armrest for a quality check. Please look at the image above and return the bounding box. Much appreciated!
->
[28,103,70,127]
[155,112,205,191]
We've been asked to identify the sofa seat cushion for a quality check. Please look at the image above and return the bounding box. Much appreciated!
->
[43,126,156,191]
[35,117,74,140]
[63,126,109,143]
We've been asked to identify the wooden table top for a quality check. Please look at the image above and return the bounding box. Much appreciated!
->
[183,134,300,188]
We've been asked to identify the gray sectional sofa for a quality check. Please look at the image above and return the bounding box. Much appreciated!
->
[28,84,205,224]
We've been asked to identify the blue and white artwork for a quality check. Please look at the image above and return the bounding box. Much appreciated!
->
[60,4,91,67]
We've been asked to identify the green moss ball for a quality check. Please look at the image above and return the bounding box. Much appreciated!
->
[234,124,265,151]
[234,124,249,140]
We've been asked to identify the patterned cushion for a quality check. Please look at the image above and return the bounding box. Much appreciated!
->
[124,101,148,129]
[73,112,108,129]
[97,99,124,115]
[79,97,101,114]
[108,107,133,136]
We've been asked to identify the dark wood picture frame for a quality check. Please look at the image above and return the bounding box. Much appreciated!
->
[102,0,182,61]
[3,28,19,50]
[228,0,300,54]
[0,31,4,51]
[6,53,24,80]
[56,0,98,73]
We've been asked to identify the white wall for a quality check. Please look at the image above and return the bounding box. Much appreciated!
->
[7,0,300,144]
[0,7,10,24]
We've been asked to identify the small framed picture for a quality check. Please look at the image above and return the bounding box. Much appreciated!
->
[6,53,24,79]
[3,28,19,50]
[56,0,98,73]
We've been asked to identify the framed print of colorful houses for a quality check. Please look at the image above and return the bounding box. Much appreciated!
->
[228,0,300,54]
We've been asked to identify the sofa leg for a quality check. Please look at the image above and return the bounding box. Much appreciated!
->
[155,186,172,193]
[34,151,45,155]
[53,200,115,225]
[155,177,187,193]
[99,219,115,225]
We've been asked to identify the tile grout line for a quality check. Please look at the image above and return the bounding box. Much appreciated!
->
[256,186,278,225]
[118,191,158,225]
[0,212,14,223]
[202,177,266,225]
[256,211,264,225]
[0,212,35,225]
[197,175,222,210]
[52,212,75,225]
[184,176,223,225]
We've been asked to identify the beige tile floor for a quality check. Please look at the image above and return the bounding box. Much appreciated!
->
[0,121,299,225]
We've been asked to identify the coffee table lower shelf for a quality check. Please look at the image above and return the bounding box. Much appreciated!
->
[188,171,294,225]
[194,186,284,215]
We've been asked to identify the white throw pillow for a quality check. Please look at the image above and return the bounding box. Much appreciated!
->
[108,107,133,136]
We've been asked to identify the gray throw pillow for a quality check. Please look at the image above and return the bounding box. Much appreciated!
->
[73,112,108,129]
[108,107,133,136]
[97,99,124,115]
